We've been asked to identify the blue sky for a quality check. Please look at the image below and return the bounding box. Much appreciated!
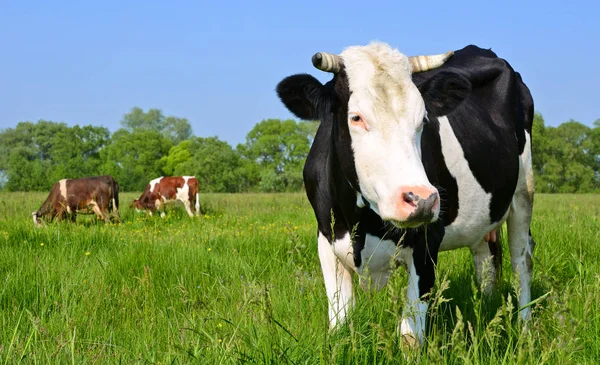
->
[1,0,598,146]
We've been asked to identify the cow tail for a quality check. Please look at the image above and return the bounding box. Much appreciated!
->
[190,177,200,216]
[195,189,200,216]
[110,177,120,221]
[114,179,120,213]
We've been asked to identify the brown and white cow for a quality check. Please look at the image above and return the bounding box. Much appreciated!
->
[132,176,200,218]
[32,175,120,227]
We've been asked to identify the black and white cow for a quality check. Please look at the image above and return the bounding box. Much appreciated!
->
[276,42,535,347]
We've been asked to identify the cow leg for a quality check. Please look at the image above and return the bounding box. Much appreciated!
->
[194,194,201,217]
[399,244,438,348]
[91,203,108,222]
[470,237,500,295]
[507,132,535,322]
[155,199,166,218]
[183,199,194,217]
[318,231,354,330]
[507,191,534,321]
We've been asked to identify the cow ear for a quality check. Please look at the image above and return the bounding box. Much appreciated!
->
[276,74,324,120]
[418,71,471,117]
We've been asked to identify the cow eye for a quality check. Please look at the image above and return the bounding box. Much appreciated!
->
[349,113,367,130]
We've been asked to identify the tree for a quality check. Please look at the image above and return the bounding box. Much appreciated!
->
[240,119,313,192]
[163,137,245,192]
[120,107,164,132]
[120,107,192,145]
[163,116,193,145]
[101,129,173,191]
[0,121,110,191]
[531,115,599,193]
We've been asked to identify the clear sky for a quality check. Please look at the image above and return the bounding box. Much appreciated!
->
[1,0,598,147]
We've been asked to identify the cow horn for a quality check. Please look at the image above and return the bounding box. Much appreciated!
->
[312,52,341,73]
[409,50,454,73]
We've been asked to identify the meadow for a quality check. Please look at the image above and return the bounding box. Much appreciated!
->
[0,192,599,364]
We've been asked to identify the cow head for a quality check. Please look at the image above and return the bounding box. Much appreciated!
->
[31,211,42,227]
[277,42,471,228]
[130,199,145,212]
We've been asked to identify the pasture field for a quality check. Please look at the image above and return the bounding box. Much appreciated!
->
[0,192,599,364]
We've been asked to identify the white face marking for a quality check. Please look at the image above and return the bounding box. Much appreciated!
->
[32,212,40,227]
[340,42,436,222]
[318,231,354,329]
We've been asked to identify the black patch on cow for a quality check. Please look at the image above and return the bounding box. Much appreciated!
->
[417,71,472,117]
[332,68,360,190]
[420,118,459,225]
[413,45,527,223]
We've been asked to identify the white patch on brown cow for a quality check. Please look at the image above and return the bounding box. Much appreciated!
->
[59,179,71,212]
[177,176,194,217]
[149,177,163,194]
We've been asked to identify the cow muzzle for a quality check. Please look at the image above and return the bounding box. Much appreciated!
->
[31,212,42,227]
[385,186,440,228]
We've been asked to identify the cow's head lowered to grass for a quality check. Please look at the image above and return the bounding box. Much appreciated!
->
[277,42,471,228]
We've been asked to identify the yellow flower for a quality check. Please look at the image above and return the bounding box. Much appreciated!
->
[40,243,44,246]
[208,248,212,252]
[85,252,91,256]
[218,339,222,343]
[217,323,222,328]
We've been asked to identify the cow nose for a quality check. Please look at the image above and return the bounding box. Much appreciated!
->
[396,185,439,225]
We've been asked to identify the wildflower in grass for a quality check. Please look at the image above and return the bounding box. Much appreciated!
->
[217,323,223,328]
[40,243,44,246]
[85,252,91,256]
[208,248,212,252]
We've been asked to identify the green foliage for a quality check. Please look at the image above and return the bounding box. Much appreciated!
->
[100,129,173,191]
[532,113,600,193]
[1,109,597,194]
[0,121,109,191]
[240,119,316,192]
[164,136,246,192]
[121,107,192,144]
[0,192,599,363]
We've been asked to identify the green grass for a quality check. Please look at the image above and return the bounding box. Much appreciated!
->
[0,192,599,364]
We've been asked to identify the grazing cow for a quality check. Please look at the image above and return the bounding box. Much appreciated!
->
[132,176,200,217]
[276,42,535,347]
[32,175,120,227]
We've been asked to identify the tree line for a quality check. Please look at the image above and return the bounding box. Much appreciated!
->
[0,107,317,193]
[0,107,598,193]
